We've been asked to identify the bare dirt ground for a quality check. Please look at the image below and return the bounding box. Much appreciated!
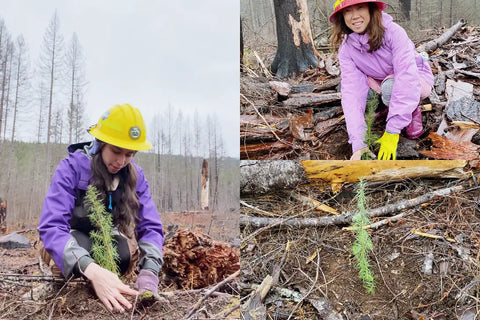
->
[240,177,480,319]
[0,212,240,320]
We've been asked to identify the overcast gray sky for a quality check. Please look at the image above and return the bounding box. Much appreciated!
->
[0,0,239,157]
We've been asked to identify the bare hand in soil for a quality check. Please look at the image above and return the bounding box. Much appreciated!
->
[84,262,139,312]
[350,147,376,160]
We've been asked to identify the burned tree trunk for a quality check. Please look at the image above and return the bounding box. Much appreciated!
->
[399,0,411,20]
[200,159,209,210]
[270,0,319,78]
[0,199,6,234]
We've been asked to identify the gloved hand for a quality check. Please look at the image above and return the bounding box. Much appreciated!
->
[134,269,159,295]
[375,131,399,160]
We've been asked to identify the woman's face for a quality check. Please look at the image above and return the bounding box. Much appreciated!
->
[101,144,135,174]
[342,3,371,34]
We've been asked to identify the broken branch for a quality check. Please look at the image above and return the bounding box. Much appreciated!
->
[240,185,463,228]
[185,270,240,319]
[416,19,466,53]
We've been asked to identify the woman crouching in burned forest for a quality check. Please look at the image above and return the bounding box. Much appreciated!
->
[329,0,434,160]
[38,103,164,313]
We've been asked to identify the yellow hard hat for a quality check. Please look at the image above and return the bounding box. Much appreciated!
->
[88,103,152,151]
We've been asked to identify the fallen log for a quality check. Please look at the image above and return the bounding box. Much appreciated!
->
[312,77,340,92]
[240,185,463,228]
[240,160,474,195]
[240,139,295,160]
[282,92,341,108]
[241,161,308,196]
[416,19,466,53]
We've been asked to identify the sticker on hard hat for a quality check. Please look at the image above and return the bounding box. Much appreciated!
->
[101,110,110,120]
[129,126,141,140]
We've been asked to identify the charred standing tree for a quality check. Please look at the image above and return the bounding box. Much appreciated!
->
[270,0,319,78]
[201,159,209,210]
[399,0,411,20]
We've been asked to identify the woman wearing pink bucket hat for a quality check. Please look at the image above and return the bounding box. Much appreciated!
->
[329,0,434,160]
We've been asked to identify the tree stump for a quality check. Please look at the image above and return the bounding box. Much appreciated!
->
[270,0,319,78]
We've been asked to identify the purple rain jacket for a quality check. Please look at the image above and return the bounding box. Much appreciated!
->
[338,12,434,153]
[38,142,164,278]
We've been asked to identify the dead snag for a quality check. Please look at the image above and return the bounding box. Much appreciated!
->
[270,0,319,78]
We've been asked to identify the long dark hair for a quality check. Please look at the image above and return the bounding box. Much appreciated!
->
[330,3,385,52]
[90,143,139,237]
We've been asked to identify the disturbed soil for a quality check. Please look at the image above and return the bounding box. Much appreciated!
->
[240,177,480,319]
[0,213,240,320]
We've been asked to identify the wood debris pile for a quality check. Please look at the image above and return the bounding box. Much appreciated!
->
[162,227,240,289]
[241,21,480,160]
[240,161,480,319]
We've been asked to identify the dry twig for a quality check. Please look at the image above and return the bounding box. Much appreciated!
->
[185,270,240,319]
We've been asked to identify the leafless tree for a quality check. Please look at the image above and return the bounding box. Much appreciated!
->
[0,20,12,141]
[65,33,86,144]
[36,80,47,143]
[39,11,64,147]
[1,38,13,141]
[10,36,30,142]
[52,108,64,143]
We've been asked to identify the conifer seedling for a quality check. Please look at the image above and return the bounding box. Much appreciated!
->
[351,179,376,294]
[84,185,120,275]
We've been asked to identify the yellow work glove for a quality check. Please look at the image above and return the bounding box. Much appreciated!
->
[375,131,399,160]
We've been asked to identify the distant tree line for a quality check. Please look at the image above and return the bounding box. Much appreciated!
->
[0,141,239,227]
[0,11,87,148]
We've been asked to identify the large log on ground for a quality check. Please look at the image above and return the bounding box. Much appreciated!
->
[240,160,474,195]
[282,92,341,107]
[241,161,308,196]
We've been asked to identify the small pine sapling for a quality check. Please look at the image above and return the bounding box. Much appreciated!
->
[362,91,380,160]
[84,185,120,275]
[351,179,376,294]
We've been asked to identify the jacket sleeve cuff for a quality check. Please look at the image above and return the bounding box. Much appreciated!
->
[351,140,367,154]
[385,123,401,135]
[138,241,163,275]
[141,257,163,275]
[77,255,95,275]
